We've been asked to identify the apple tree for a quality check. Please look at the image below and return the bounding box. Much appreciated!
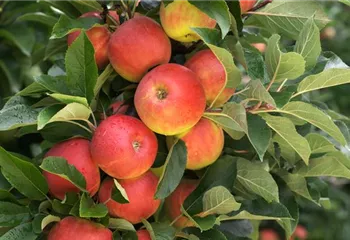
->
[0,0,350,239]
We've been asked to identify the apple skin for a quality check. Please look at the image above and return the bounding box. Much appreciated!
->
[67,12,111,70]
[134,63,206,136]
[109,16,171,82]
[290,225,308,240]
[167,118,224,170]
[136,229,151,240]
[98,171,161,224]
[259,229,280,240]
[160,0,216,42]
[47,216,112,240]
[185,49,235,107]
[251,43,266,53]
[91,115,157,179]
[164,179,198,228]
[109,100,129,115]
[240,0,256,13]
[43,138,100,200]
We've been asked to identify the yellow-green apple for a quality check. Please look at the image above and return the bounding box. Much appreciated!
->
[137,229,151,240]
[165,179,198,228]
[290,225,308,240]
[98,171,160,224]
[160,0,216,42]
[134,63,206,135]
[184,49,235,107]
[67,12,112,70]
[108,16,171,82]
[43,138,100,200]
[240,0,256,13]
[251,43,266,53]
[259,229,280,240]
[47,216,112,240]
[91,115,157,179]
[167,118,224,170]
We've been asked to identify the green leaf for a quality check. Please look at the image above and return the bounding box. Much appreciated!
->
[270,86,296,108]
[272,134,300,165]
[277,192,299,238]
[192,28,241,107]
[142,220,176,240]
[16,12,57,27]
[265,34,305,82]
[41,215,60,231]
[0,147,48,200]
[241,80,276,107]
[40,156,87,192]
[94,64,116,96]
[65,31,98,104]
[221,199,292,220]
[244,50,266,80]
[51,14,102,39]
[0,96,39,131]
[305,133,337,154]
[188,0,231,38]
[45,38,68,60]
[280,101,346,145]
[260,114,311,164]
[340,0,350,6]
[79,192,108,218]
[37,103,91,130]
[247,114,271,161]
[182,208,217,232]
[155,140,187,199]
[184,155,237,215]
[34,75,70,95]
[202,186,241,216]
[0,23,35,56]
[222,102,248,133]
[185,228,227,240]
[275,170,316,204]
[294,17,321,70]
[0,223,38,240]
[70,0,102,13]
[218,220,253,238]
[294,68,350,97]
[0,202,30,227]
[108,218,135,231]
[236,158,279,202]
[111,179,129,204]
[50,93,88,107]
[0,189,18,203]
[246,0,330,39]
[294,152,350,179]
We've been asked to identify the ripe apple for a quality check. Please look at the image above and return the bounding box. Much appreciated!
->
[67,11,112,70]
[108,100,129,115]
[160,0,216,42]
[43,138,100,200]
[259,229,280,240]
[164,179,198,228]
[240,0,256,13]
[167,118,224,170]
[251,43,266,53]
[184,49,235,107]
[91,115,157,179]
[48,216,112,240]
[320,26,336,40]
[109,16,171,82]
[290,225,308,240]
[137,229,151,240]
[134,63,206,135]
[98,171,161,224]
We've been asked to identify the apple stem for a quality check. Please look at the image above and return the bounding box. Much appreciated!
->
[132,141,140,151]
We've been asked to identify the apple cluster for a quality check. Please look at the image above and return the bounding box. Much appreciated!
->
[45,0,256,239]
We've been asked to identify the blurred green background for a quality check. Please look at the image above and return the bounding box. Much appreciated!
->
[0,1,350,239]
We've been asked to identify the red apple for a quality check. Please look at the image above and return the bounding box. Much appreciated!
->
[98,171,161,224]
[167,118,224,170]
[48,216,112,240]
[240,0,256,13]
[109,100,129,115]
[185,49,236,107]
[137,229,151,240]
[43,138,100,200]
[290,225,308,240]
[67,11,112,69]
[160,0,216,42]
[91,115,157,179]
[109,16,171,82]
[134,63,206,135]
[251,43,267,53]
[164,179,198,228]
[260,229,280,240]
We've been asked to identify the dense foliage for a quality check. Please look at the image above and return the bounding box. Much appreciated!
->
[0,0,350,239]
